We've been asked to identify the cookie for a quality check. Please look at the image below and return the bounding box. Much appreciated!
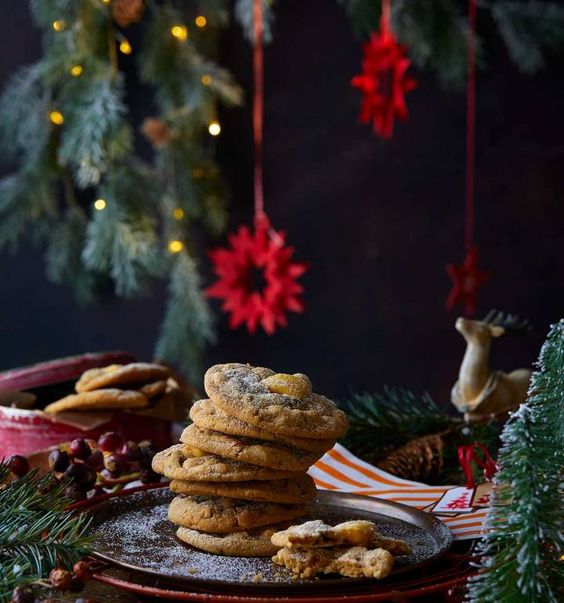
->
[180,424,322,472]
[169,474,317,504]
[43,389,149,414]
[139,380,168,400]
[271,520,377,549]
[151,444,303,482]
[176,524,285,557]
[168,495,308,533]
[190,400,335,454]
[75,363,170,392]
[272,546,394,579]
[204,364,348,440]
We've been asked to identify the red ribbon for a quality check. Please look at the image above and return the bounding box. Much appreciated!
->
[253,0,265,227]
[457,442,498,489]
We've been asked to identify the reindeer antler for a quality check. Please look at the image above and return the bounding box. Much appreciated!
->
[482,309,532,334]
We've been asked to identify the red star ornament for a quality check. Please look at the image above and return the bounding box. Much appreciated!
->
[351,29,417,139]
[207,217,308,335]
[445,246,491,316]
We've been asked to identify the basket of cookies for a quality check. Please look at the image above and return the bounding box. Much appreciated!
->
[0,352,191,458]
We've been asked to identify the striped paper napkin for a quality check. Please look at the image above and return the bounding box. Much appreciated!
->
[309,443,489,540]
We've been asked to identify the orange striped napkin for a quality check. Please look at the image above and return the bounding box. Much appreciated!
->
[309,443,488,540]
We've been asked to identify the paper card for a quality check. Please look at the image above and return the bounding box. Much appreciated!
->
[431,487,475,514]
[471,482,492,507]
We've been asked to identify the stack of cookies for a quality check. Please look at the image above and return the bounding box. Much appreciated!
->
[152,363,349,557]
[43,363,181,416]
[271,520,412,579]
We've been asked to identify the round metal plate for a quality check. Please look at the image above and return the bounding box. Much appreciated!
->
[87,487,452,590]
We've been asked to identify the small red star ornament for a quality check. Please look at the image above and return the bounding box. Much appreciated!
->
[445,246,491,316]
[351,27,417,139]
[207,216,308,335]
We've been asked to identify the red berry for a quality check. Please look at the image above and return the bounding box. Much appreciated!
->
[97,432,124,452]
[49,568,73,590]
[48,449,70,472]
[65,462,88,482]
[140,468,161,484]
[104,454,125,476]
[72,560,93,581]
[69,439,91,460]
[84,450,104,471]
[7,455,29,478]
[118,441,140,462]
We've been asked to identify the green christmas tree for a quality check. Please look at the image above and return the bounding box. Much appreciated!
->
[467,320,564,602]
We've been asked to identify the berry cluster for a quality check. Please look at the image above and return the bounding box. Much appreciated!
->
[47,432,161,500]
[10,560,97,603]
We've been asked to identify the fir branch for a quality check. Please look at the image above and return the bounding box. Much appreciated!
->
[0,467,93,601]
[340,387,454,461]
[488,1,564,73]
[467,320,564,602]
[45,205,98,304]
[234,0,276,44]
[59,72,132,187]
[155,252,215,384]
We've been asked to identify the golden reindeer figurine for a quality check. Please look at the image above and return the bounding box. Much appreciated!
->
[451,310,532,422]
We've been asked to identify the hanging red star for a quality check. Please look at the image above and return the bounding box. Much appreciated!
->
[445,246,491,316]
[351,28,417,139]
[207,217,308,335]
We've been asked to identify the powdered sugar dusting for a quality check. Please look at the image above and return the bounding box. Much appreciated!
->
[88,489,441,587]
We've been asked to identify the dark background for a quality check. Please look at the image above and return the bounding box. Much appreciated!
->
[0,0,562,406]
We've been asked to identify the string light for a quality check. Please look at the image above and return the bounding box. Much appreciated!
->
[119,39,132,54]
[168,240,184,254]
[201,74,212,86]
[192,167,204,179]
[49,111,64,125]
[94,199,107,211]
[69,64,83,77]
[171,25,188,41]
[173,208,185,220]
[195,16,207,28]
[52,20,65,31]
[101,0,111,4]
[208,121,221,136]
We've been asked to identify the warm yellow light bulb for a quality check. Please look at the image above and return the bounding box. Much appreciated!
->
[70,64,83,77]
[52,20,65,31]
[94,199,107,211]
[101,0,111,4]
[119,40,132,55]
[192,167,204,179]
[49,110,64,125]
[195,16,207,28]
[173,208,185,220]
[208,121,221,136]
[171,25,188,41]
[168,240,184,254]
[201,74,212,86]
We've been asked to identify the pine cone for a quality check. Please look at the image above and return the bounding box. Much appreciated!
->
[377,434,444,482]
[112,0,144,28]
[141,118,172,148]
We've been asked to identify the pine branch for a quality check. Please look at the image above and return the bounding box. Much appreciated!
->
[45,205,98,304]
[340,387,454,461]
[155,252,215,384]
[467,320,564,602]
[234,0,276,44]
[0,467,93,601]
[488,1,564,73]
[59,72,132,187]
